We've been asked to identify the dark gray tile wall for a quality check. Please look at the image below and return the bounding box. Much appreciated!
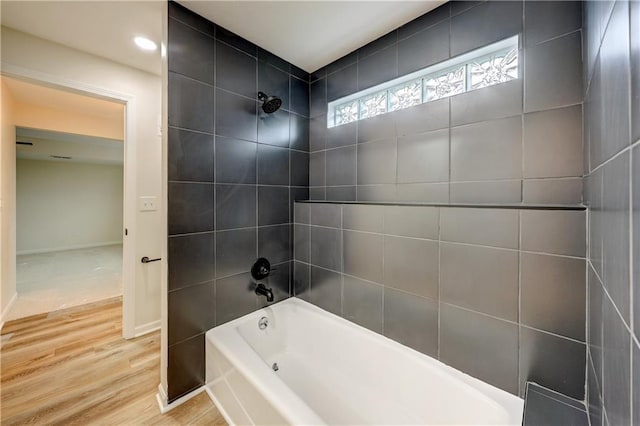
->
[309,1,583,205]
[523,383,588,426]
[167,2,309,402]
[295,201,586,399]
[583,1,640,425]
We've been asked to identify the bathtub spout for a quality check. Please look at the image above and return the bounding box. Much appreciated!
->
[255,283,274,302]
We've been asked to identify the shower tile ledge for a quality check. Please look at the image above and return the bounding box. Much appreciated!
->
[296,200,586,211]
[523,383,588,426]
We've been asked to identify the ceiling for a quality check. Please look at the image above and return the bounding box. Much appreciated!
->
[180,1,445,72]
[4,76,124,165]
[0,1,162,75]
[1,1,444,75]
[3,76,125,121]
[16,128,124,166]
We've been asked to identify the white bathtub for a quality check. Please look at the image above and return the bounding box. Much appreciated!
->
[205,297,524,425]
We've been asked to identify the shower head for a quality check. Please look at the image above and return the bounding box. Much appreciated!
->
[258,91,282,114]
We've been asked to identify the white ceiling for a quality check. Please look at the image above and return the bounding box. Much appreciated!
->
[16,128,124,166]
[0,1,163,76]
[5,76,124,165]
[180,1,445,72]
[1,1,445,76]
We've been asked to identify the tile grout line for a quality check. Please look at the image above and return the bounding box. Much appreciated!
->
[255,55,260,264]
[518,208,523,394]
[437,207,442,359]
[628,125,634,426]
[590,137,640,175]
[591,258,637,346]
[520,42,525,204]
[340,205,344,317]
[381,208,386,336]
[625,4,635,414]
[213,33,218,327]
[528,386,588,414]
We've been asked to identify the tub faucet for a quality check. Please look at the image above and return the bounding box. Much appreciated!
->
[255,283,274,302]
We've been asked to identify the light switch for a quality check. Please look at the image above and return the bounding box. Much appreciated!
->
[139,196,158,212]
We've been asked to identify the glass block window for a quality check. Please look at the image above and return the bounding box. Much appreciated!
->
[359,91,387,119]
[424,66,466,101]
[468,47,518,90]
[389,79,422,111]
[328,36,519,128]
[335,100,358,126]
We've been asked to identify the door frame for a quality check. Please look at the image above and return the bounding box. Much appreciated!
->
[2,64,138,338]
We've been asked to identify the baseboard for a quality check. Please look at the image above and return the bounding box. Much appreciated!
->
[0,292,18,330]
[156,383,205,414]
[17,241,122,256]
[133,320,161,337]
[156,384,168,412]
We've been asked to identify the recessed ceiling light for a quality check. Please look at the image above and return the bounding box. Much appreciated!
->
[134,36,157,51]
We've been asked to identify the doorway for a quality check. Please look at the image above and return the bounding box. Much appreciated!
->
[1,75,136,335]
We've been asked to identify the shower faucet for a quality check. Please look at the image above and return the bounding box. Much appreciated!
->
[251,258,273,280]
[255,283,274,302]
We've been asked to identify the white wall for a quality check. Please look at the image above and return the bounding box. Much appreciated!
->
[16,159,123,254]
[160,3,169,396]
[1,27,162,333]
[0,79,17,322]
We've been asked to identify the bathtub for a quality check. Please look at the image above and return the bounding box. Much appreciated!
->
[205,297,524,425]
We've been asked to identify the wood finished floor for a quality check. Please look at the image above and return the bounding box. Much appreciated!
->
[1,297,226,425]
